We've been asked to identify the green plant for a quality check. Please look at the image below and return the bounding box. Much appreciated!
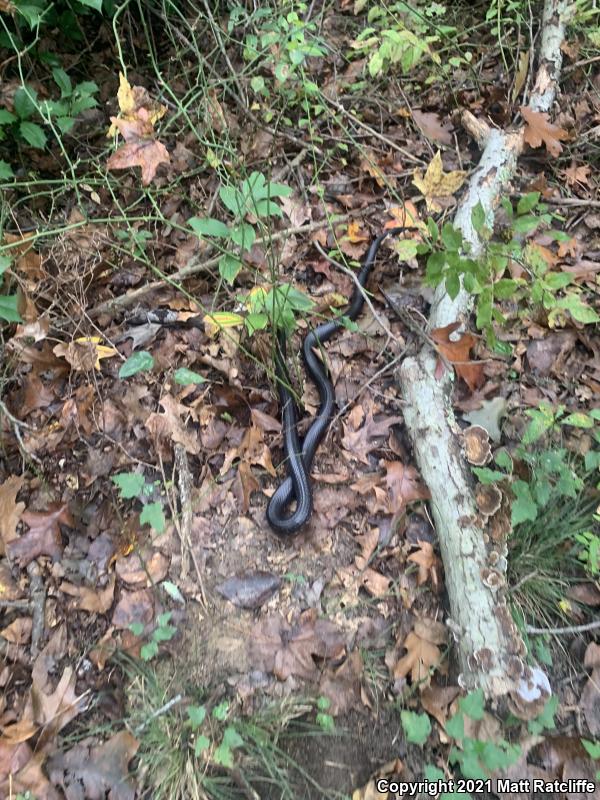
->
[444,690,521,780]
[0,254,21,323]
[582,739,600,780]
[189,170,292,285]
[232,4,326,101]
[315,696,335,732]
[112,471,166,533]
[116,653,340,800]
[400,709,431,745]
[422,195,599,353]
[350,3,443,78]
[575,525,600,577]
[0,71,98,151]
[130,612,177,661]
[472,403,600,620]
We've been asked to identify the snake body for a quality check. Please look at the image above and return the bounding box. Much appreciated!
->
[266,226,405,536]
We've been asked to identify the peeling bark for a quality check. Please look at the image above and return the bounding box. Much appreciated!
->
[397,0,572,702]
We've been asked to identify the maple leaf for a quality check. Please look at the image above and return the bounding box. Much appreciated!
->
[520,106,569,158]
[107,74,170,185]
[430,322,484,391]
[107,139,170,186]
[6,504,72,567]
[412,151,466,212]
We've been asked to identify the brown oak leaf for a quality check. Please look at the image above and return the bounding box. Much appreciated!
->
[431,322,484,391]
[520,106,569,158]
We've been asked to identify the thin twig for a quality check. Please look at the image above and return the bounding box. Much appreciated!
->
[525,619,600,636]
[85,209,380,319]
[313,241,402,345]
[134,693,183,734]
[27,561,46,658]
[323,96,426,165]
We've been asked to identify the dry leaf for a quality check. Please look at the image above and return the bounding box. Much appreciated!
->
[412,151,466,212]
[520,106,569,158]
[431,322,484,391]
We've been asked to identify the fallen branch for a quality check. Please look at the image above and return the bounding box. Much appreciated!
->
[397,0,572,702]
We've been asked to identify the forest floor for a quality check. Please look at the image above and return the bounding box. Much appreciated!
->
[0,2,599,799]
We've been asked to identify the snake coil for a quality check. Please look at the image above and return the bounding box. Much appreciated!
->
[266,226,405,536]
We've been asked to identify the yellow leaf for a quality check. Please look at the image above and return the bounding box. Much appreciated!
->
[412,151,466,211]
[204,311,244,337]
[346,221,369,243]
[117,72,135,116]
[73,336,118,370]
[386,200,426,230]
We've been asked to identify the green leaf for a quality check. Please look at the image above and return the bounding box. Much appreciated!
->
[0,255,11,275]
[441,223,463,251]
[368,49,384,76]
[16,4,44,28]
[245,313,268,334]
[316,712,335,731]
[523,404,556,445]
[212,701,229,721]
[427,217,439,243]
[213,743,233,768]
[222,726,244,750]
[446,270,460,300]
[512,214,539,234]
[494,449,513,472]
[187,705,207,728]
[78,0,103,10]
[194,734,210,757]
[394,238,418,260]
[445,711,464,740]
[528,696,557,734]
[112,471,145,499]
[129,621,145,636]
[0,294,21,322]
[459,688,485,720]
[494,278,519,299]
[316,696,331,711]
[189,217,230,238]
[400,710,431,745]
[119,351,154,379]
[19,121,47,149]
[162,580,185,604]
[140,640,159,661]
[14,87,37,120]
[582,739,600,760]
[250,75,266,94]
[219,254,243,284]
[140,501,165,533]
[517,192,540,216]
[0,109,17,125]
[556,294,600,324]
[56,117,75,134]
[253,199,283,218]
[174,367,208,385]
[219,185,246,216]
[471,467,506,484]
[562,412,594,429]
[471,202,486,234]
[154,623,176,643]
[229,223,256,250]
[52,68,72,98]
[543,272,572,290]
[511,480,538,526]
